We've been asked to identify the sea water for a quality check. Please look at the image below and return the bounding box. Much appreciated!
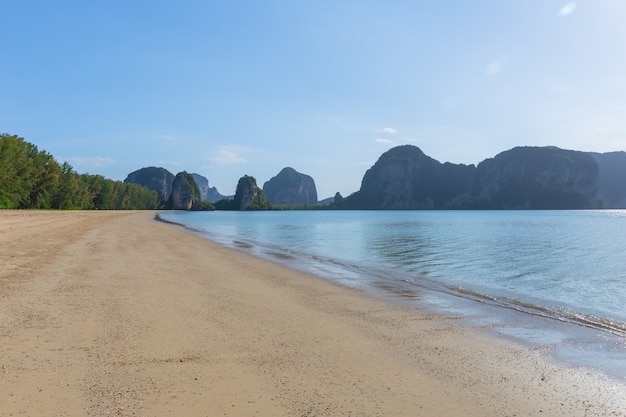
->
[158,210,626,381]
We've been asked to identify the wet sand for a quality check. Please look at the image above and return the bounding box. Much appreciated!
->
[1,210,624,416]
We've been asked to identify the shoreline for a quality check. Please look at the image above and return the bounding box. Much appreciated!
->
[1,210,625,416]
[158,210,626,384]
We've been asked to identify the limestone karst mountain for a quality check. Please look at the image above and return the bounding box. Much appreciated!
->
[263,167,318,205]
[167,171,202,210]
[337,145,603,210]
[124,167,174,204]
[124,167,224,206]
[232,175,271,210]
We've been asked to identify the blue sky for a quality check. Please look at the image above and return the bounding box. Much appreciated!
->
[3,1,626,199]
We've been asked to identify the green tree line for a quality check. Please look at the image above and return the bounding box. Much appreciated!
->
[0,134,158,209]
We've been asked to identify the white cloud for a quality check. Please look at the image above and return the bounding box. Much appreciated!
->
[375,138,396,146]
[377,127,398,134]
[66,156,116,168]
[558,3,576,16]
[207,146,250,166]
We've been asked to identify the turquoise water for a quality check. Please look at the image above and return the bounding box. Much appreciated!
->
[158,210,626,380]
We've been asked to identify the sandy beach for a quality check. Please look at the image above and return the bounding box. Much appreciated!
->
[1,211,624,417]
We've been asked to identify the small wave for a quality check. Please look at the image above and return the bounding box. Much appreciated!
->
[267,251,294,260]
[373,281,421,300]
[233,240,253,249]
[446,285,626,337]
[155,213,208,235]
[154,212,184,226]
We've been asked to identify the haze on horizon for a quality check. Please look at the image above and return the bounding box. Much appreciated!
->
[2,1,626,199]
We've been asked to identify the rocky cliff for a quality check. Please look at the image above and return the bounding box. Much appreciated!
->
[191,173,224,203]
[232,175,271,210]
[124,167,224,206]
[263,167,318,205]
[342,145,474,209]
[592,151,626,208]
[473,147,599,209]
[124,167,174,204]
[338,145,602,210]
[168,171,202,210]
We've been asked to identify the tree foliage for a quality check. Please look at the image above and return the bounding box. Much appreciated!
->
[0,134,158,210]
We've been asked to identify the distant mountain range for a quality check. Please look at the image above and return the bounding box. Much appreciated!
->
[335,145,626,209]
[124,145,626,210]
[124,166,319,207]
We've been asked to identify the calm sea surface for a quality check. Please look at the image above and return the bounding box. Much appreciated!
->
[158,210,626,381]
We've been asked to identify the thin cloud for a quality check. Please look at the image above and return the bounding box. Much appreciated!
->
[207,146,250,166]
[558,3,576,16]
[377,127,398,134]
[66,156,116,168]
[375,138,396,146]
[486,59,508,76]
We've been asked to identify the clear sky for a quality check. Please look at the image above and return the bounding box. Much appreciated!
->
[3,1,626,199]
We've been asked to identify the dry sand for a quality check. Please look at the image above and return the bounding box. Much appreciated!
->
[1,210,624,417]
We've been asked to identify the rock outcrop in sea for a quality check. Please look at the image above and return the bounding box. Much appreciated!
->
[232,175,271,210]
[168,171,202,210]
[263,167,318,205]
